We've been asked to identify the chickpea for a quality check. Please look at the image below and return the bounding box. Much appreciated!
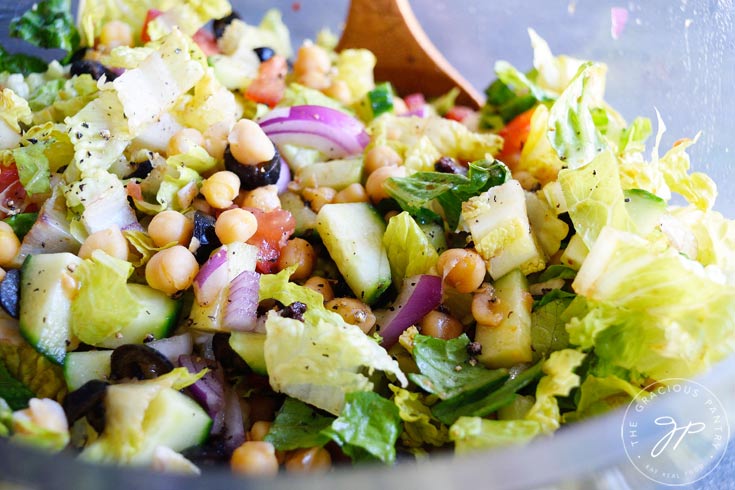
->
[293,44,331,76]
[240,185,280,212]
[302,187,336,213]
[228,119,275,166]
[230,441,279,476]
[285,447,331,473]
[203,121,232,160]
[167,128,204,156]
[201,171,241,209]
[384,210,399,222]
[365,165,406,204]
[215,208,258,244]
[145,246,199,296]
[278,238,316,280]
[303,276,335,302]
[436,248,486,293]
[99,20,133,49]
[148,210,193,248]
[0,222,20,267]
[298,71,330,90]
[0,267,5,282]
[472,286,504,327]
[323,79,351,105]
[248,421,272,442]
[78,226,129,261]
[419,310,464,340]
[364,145,402,175]
[333,183,369,204]
[325,298,376,334]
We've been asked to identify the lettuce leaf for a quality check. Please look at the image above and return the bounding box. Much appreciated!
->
[11,143,50,195]
[530,297,573,361]
[385,160,509,230]
[279,83,351,114]
[334,49,376,105]
[145,0,231,41]
[569,374,639,420]
[0,359,35,410]
[369,115,503,173]
[70,250,141,345]
[323,391,402,464]
[389,385,448,448]
[449,417,541,454]
[558,150,634,249]
[408,334,507,400]
[9,0,79,54]
[0,47,47,75]
[21,122,74,172]
[173,70,240,133]
[524,348,585,433]
[218,10,291,59]
[33,74,99,124]
[0,88,32,134]
[0,336,66,406]
[264,398,333,451]
[112,29,206,134]
[570,226,735,379]
[383,212,439,287]
[658,135,717,211]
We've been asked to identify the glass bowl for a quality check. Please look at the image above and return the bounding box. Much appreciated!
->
[0,1,733,488]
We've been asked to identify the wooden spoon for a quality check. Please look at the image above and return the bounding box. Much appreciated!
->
[337,0,484,109]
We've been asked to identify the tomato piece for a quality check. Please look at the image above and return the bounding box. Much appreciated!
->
[0,164,33,219]
[496,108,536,170]
[244,55,288,108]
[444,105,475,122]
[245,207,296,273]
[140,9,163,44]
[126,181,143,202]
[192,28,219,56]
[403,93,426,112]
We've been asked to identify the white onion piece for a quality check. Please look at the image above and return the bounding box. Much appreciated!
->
[377,275,443,348]
[148,333,193,364]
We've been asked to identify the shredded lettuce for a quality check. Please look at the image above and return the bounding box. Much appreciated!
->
[0,47,48,75]
[658,135,717,211]
[70,250,142,346]
[383,212,439,287]
[450,417,541,454]
[389,385,448,448]
[260,269,407,414]
[11,143,50,195]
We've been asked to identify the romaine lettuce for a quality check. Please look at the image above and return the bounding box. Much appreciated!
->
[389,385,448,448]
[450,417,541,454]
[383,212,439,287]
[264,398,333,451]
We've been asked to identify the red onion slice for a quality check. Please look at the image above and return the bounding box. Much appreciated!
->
[221,386,246,452]
[275,157,291,195]
[179,355,226,434]
[224,270,260,332]
[377,275,443,348]
[193,248,228,307]
[258,105,369,159]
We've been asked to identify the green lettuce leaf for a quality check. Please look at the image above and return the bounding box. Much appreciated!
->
[71,250,141,345]
[145,0,232,41]
[0,360,35,410]
[618,116,652,155]
[383,211,439,287]
[3,213,37,239]
[570,226,735,379]
[12,143,50,195]
[449,417,541,454]
[431,361,544,425]
[530,296,573,360]
[385,160,509,230]
[9,0,79,54]
[279,83,351,114]
[134,160,201,215]
[264,398,334,451]
[33,74,99,124]
[323,391,402,464]
[389,385,448,448]
[173,71,240,134]
[658,135,717,211]
[0,338,66,406]
[369,115,503,173]
[558,150,635,249]
[547,63,607,169]
[28,79,65,112]
[0,47,47,75]
[408,334,507,400]
[334,49,376,105]
[569,374,639,420]
[524,348,585,433]
[21,123,74,172]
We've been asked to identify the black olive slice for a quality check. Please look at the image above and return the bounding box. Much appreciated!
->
[62,380,108,433]
[123,160,154,180]
[212,333,250,374]
[224,145,281,190]
[192,211,222,264]
[69,60,118,81]
[253,47,275,62]
[110,344,174,381]
[0,268,20,319]
[213,11,241,39]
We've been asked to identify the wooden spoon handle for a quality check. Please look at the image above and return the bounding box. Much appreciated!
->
[337,0,484,109]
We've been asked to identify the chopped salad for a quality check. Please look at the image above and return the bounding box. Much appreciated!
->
[0,0,733,477]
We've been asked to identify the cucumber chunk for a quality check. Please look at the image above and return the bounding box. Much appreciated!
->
[475,269,533,368]
[316,203,391,304]
[298,158,363,191]
[63,350,112,391]
[19,253,82,365]
[229,332,267,375]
